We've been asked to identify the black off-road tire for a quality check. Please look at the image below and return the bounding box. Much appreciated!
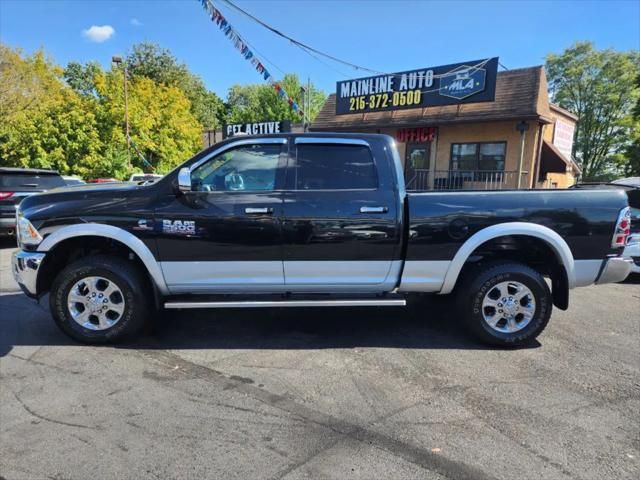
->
[49,255,149,344]
[457,261,552,347]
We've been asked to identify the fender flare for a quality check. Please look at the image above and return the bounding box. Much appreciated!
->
[439,222,575,294]
[37,223,169,295]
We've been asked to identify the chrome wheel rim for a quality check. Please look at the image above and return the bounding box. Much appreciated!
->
[481,281,536,333]
[67,276,125,330]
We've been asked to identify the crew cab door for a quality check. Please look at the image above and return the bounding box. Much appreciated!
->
[154,138,287,293]
[281,137,402,290]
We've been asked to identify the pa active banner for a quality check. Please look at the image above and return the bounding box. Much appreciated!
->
[335,57,498,115]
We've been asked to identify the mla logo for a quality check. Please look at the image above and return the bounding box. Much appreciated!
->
[439,65,486,100]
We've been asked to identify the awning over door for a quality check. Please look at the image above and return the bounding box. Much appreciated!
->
[539,140,581,180]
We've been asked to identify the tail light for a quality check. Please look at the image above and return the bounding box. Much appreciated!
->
[611,206,631,248]
[0,192,14,200]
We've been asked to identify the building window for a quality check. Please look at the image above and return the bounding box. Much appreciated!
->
[450,142,506,171]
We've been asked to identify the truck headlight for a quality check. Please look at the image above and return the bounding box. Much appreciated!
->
[17,214,43,247]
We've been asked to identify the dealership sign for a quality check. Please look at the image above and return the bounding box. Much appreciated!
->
[224,120,291,138]
[336,58,498,115]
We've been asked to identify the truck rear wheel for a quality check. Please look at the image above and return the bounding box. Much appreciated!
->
[49,255,149,344]
[458,261,552,347]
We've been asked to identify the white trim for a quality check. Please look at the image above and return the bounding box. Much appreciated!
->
[160,260,402,294]
[161,261,283,291]
[398,260,450,292]
[284,260,395,286]
[573,260,603,287]
[438,222,575,294]
[165,299,406,309]
[37,224,169,294]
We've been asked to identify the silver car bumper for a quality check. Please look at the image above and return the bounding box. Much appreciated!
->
[623,235,640,274]
[595,256,633,285]
[12,250,46,297]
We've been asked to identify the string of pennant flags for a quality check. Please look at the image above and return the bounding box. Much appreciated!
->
[199,0,304,116]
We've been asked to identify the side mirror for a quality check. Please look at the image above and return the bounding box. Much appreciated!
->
[177,167,192,192]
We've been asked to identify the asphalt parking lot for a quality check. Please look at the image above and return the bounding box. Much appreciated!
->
[0,239,638,480]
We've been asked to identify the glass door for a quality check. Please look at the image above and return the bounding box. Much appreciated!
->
[404,143,430,190]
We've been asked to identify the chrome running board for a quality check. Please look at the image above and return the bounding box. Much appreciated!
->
[164,298,406,309]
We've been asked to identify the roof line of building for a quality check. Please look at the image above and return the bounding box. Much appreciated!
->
[549,103,579,121]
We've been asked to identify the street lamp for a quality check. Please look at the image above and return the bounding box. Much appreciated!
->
[111,55,131,168]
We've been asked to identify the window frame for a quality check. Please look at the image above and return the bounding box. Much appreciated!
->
[189,140,287,194]
[449,141,507,172]
[286,139,380,192]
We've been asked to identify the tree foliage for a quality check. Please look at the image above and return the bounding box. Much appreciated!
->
[622,74,640,177]
[0,42,327,179]
[226,73,325,124]
[126,42,225,129]
[63,61,102,97]
[546,42,640,180]
[94,70,202,173]
[0,43,203,178]
[0,46,102,174]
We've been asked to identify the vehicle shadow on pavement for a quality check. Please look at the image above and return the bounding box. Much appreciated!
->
[0,291,541,357]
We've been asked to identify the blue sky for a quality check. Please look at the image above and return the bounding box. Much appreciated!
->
[1,0,638,99]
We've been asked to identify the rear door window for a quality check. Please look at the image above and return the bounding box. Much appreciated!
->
[0,173,66,190]
[291,144,378,190]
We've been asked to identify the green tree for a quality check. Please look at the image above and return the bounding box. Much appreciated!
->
[63,61,102,97]
[546,42,640,180]
[622,74,640,177]
[95,70,202,173]
[125,42,225,129]
[0,45,102,174]
[226,73,325,124]
[0,45,59,122]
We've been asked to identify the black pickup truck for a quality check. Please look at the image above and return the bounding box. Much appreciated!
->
[12,134,633,346]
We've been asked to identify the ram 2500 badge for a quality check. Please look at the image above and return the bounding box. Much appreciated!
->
[12,134,633,346]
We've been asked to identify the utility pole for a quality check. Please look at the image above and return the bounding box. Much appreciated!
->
[124,63,130,161]
[111,55,131,169]
[300,84,307,132]
[307,76,311,131]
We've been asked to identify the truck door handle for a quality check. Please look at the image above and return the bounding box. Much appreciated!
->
[359,206,388,214]
[245,207,273,214]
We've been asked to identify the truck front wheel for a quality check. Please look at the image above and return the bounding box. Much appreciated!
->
[458,261,552,347]
[49,255,149,344]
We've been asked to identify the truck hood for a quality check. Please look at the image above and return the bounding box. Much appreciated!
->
[17,182,156,224]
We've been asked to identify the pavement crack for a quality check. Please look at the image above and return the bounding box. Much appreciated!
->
[8,353,82,375]
[139,348,498,480]
[11,390,98,431]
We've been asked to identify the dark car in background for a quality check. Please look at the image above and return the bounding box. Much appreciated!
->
[0,168,66,237]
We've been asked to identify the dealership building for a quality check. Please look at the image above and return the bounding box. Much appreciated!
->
[310,62,581,190]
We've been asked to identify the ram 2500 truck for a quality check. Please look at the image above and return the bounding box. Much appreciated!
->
[12,134,633,346]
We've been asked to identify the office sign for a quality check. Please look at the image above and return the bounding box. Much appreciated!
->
[224,120,291,138]
[396,127,436,143]
[336,57,498,115]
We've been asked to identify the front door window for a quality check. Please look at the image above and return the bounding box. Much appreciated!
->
[191,144,281,192]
